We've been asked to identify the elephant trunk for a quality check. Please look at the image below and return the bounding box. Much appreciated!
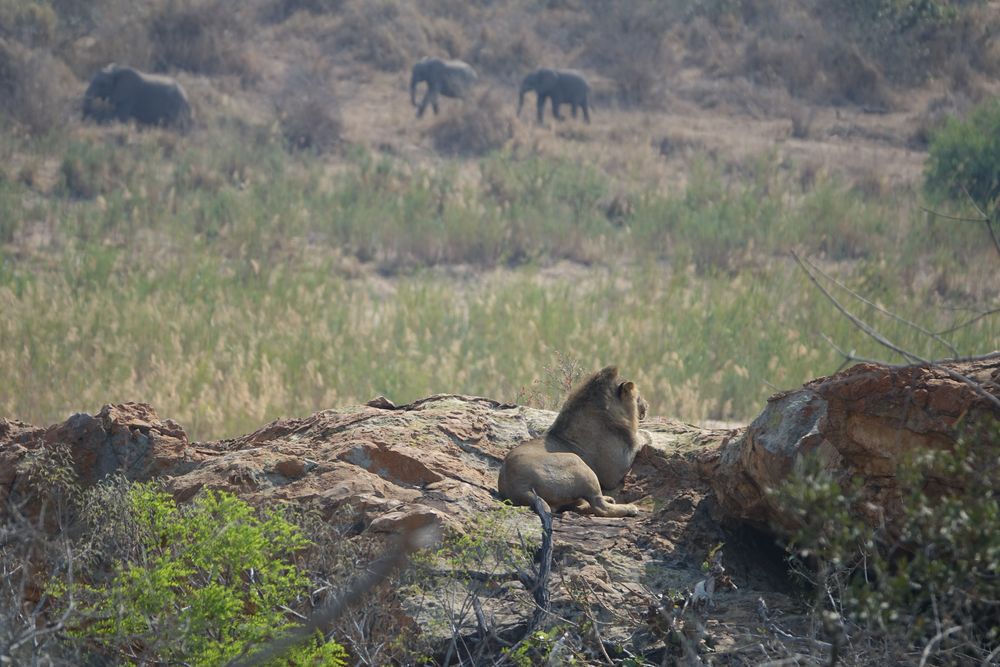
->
[82,93,110,121]
[82,94,97,119]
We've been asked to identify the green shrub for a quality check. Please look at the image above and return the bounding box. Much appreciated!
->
[776,427,1000,664]
[60,482,347,666]
[925,97,1000,210]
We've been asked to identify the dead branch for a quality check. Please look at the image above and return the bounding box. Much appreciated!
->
[960,186,1000,260]
[514,492,553,634]
[792,252,1000,412]
[801,255,957,357]
[918,205,986,224]
[934,307,1000,336]
[226,515,440,667]
[917,625,963,667]
[921,193,1000,260]
[981,643,1000,667]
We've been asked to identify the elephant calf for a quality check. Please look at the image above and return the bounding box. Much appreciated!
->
[83,64,192,129]
[410,57,478,118]
[518,68,591,124]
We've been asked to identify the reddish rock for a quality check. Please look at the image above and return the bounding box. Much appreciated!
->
[0,394,735,644]
[703,356,1000,535]
[1,403,195,508]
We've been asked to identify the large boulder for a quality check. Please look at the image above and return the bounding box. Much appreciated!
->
[701,356,1000,535]
[0,402,192,507]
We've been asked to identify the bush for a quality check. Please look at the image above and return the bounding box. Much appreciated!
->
[277,60,344,154]
[149,0,253,77]
[59,139,121,199]
[471,23,542,82]
[925,97,1000,210]
[429,90,512,157]
[263,0,345,23]
[334,0,430,72]
[583,4,672,107]
[0,0,57,47]
[776,428,1000,665]
[59,481,347,666]
[0,39,76,135]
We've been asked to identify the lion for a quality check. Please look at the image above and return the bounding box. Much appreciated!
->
[497,366,648,517]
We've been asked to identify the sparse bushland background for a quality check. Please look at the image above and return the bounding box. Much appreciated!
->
[1,0,998,440]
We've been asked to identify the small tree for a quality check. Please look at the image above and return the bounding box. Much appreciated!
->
[925,98,1000,211]
[59,482,346,666]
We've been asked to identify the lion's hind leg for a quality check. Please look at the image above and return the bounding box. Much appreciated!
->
[587,494,639,517]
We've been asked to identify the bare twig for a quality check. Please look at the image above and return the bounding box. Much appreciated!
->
[792,251,922,364]
[917,625,962,667]
[226,515,440,667]
[792,252,1000,412]
[819,333,855,373]
[960,186,1000,259]
[802,256,957,357]
[934,307,1000,336]
[758,654,822,667]
[919,205,986,224]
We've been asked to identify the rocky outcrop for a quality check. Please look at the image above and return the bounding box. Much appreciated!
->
[3,356,997,660]
[0,402,192,506]
[702,355,1000,535]
[2,394,750,653]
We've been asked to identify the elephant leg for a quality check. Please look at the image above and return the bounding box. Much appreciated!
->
[114,99,133,123]
[571,104,578,118]
[551,98,563,121]
[429,87,440,115]
[583,104,590,124]
[417,88,431,118]
[536,95,546,124]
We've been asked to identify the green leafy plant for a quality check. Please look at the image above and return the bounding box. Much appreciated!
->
[925,97,1000,211]
[776,427,1000,663]
[61,482,346,666]
[502,627,573,667]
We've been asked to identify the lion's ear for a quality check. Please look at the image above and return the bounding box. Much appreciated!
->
[618,381,635,398]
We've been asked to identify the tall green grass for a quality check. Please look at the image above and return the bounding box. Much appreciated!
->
[1,124,996,439]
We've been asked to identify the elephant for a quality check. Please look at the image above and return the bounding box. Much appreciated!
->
[409,57,478,118]
[517,68,591,124]
[82,64,192,129]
